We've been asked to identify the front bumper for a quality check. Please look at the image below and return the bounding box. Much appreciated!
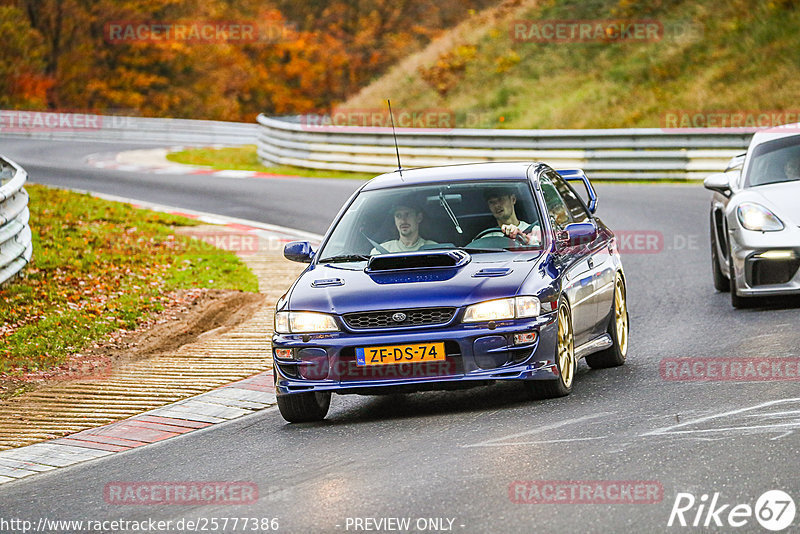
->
[272,313,558,396]
[730,225,800,296]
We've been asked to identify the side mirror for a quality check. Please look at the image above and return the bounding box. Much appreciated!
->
[703,173,732,197]
[558,222,597,248]
[284,241,315,263]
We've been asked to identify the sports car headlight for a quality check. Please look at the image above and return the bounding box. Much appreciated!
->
[737,203,784,232]
[463,297,541,323]
[275,311,338,333]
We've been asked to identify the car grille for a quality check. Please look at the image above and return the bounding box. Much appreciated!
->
[342,307,456,330]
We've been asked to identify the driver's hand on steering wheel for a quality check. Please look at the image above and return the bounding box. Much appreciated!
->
[501,224,541,246]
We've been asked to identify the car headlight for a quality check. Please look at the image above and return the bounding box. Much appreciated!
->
[275,311,338,333]
[463,296,541,323]
[737,203,784,232]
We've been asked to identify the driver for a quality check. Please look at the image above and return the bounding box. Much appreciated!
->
[480,187,541,245]
[371,199,437,254]
[784,157,800,180]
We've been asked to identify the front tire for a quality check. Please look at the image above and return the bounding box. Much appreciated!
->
[277,391,331,423]
[525,299,575,399]
[586,274,629,369]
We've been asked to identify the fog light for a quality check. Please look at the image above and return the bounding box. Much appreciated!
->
[513,332,537,345]
[275,348,293,359]
[756,250,796,260]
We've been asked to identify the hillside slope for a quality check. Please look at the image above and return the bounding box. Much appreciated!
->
[343,0,800,129]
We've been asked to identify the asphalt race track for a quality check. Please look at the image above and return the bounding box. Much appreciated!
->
[1,139,799,533]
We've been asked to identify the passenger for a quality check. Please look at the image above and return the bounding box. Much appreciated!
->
[784,157,800,181]
[480,187,541,245]
[371,200,437,254]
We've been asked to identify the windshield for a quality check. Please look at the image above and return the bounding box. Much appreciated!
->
[745,135,800,187]
[317,180,543,263]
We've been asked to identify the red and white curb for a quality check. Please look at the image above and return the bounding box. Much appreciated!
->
[86,147,303,180]
[0,192,322,485]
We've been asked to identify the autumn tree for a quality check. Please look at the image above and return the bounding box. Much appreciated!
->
[0,5,52,108]
[0,0,499,119]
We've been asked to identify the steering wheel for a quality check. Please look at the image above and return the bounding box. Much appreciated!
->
[473,227,529,245]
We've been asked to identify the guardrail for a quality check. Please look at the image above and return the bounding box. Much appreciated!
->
[0,110,257,146]
[0,157,32,286]
[257,115,756,180]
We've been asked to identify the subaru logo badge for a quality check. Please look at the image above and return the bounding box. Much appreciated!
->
[392,312,407,322]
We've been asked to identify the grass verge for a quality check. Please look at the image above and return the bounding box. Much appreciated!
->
[344,0,800,130]
[0,184,258,376]
[166,145,375,180]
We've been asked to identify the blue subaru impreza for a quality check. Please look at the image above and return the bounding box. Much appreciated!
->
[273,162,628,422]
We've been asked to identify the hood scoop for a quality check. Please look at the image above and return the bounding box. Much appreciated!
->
[473,267,512,278]
[366,250,470,273]
[311,278,344,288]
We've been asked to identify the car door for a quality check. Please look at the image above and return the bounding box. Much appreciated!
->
[548,171,615,337]
[539,172,596,345]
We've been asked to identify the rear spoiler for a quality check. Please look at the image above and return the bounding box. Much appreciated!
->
[556,168,598,214]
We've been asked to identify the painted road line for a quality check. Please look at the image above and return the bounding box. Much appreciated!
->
[641,398,800,438]
[463,413,612,448]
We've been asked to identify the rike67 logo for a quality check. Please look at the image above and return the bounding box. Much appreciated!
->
[668,490,796,531]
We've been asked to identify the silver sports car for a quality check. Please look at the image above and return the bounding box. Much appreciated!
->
[704,126,800,307]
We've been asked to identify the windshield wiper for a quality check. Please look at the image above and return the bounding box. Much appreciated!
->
[439,191,463,234]
[318,254,370,263]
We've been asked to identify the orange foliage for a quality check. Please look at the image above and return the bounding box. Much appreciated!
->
[0,0,498,119]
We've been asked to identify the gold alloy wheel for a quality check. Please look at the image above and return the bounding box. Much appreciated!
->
[557,304,575,388]
[614,277,629,357]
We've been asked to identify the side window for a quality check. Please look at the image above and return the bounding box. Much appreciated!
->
[548,171,589,223]
[539,174,573,230]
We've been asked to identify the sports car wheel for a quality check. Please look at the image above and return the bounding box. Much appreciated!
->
[277,391,331,423]
[525,299,575,399]
[710,216,729,292]
[586,274,628,369]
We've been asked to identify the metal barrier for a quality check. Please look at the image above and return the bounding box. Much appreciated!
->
[0,157,32,286]
[257,115,756,180]
[0,110,257,146]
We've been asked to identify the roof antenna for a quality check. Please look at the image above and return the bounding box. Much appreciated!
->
[387,99,403,177]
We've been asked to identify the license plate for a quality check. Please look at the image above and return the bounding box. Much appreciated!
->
[356,342,446,366]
